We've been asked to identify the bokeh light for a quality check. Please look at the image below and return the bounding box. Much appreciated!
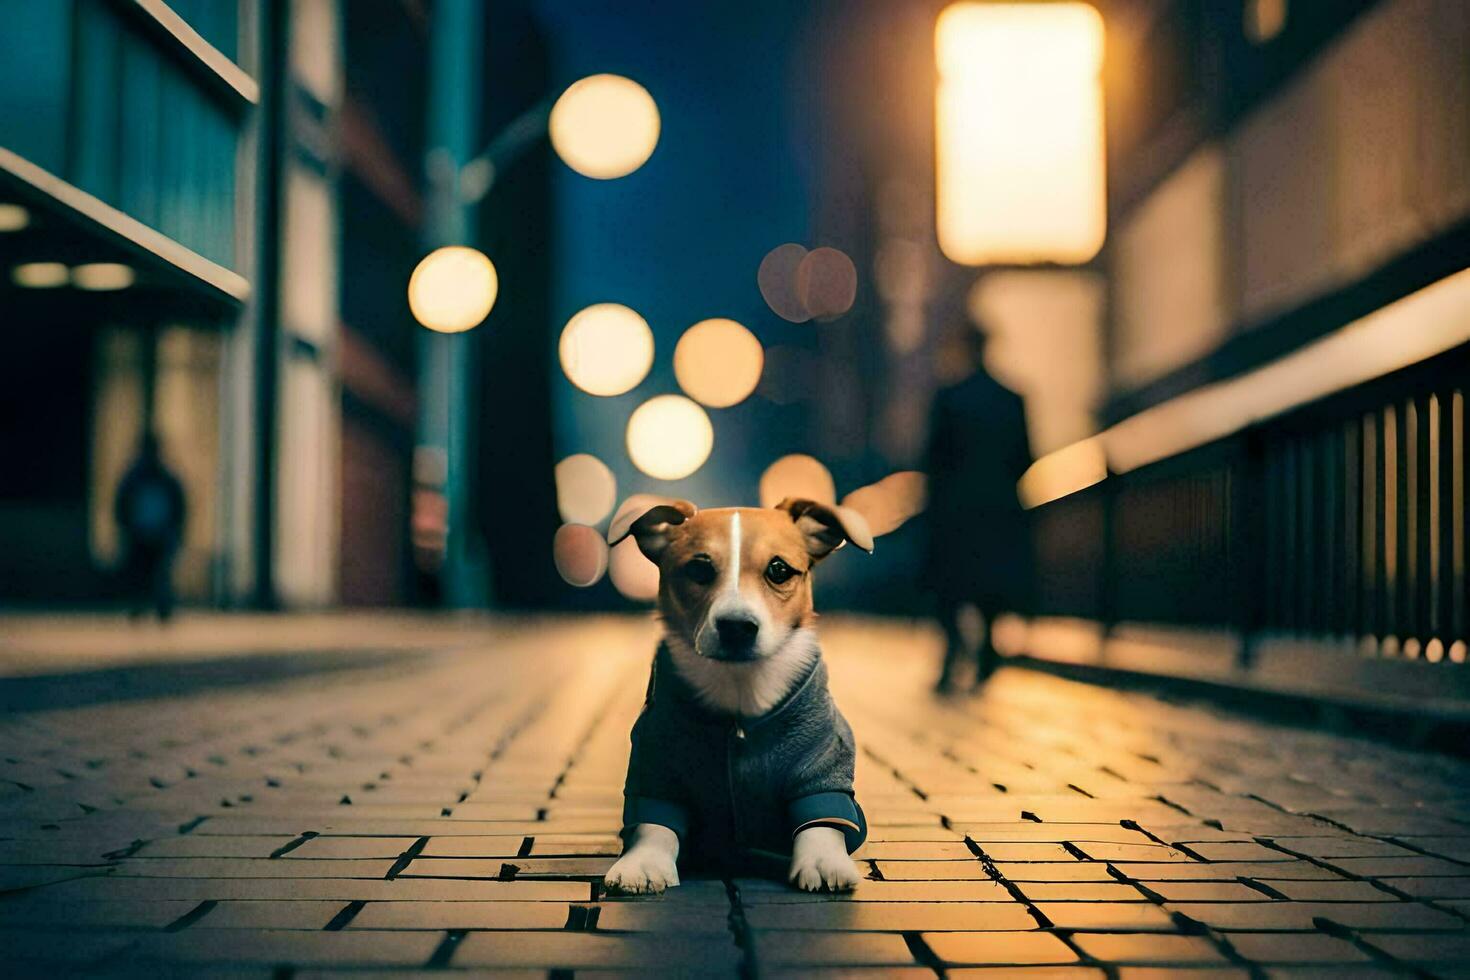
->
[549,74,660,180]
[72,263,135,291]
[673,318,764,408]
[796,246,858,320]
[626,395,714,480]
[408,246,498,333]
[841,471,928,536]
[759,454,836,508]
[609,537,659,601]
[555,453,617,526]
[559,303,655,396]
[11,262,68,288]
[553,523,609,587]
[757,243,811,323]
[0,204,29,232]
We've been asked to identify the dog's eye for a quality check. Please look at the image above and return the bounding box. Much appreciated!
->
[682,558,717,586]
[765,557,797,585]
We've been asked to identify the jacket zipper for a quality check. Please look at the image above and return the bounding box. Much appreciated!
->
[727,723,745,848]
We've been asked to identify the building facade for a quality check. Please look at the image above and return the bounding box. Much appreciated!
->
[0,0,434,608]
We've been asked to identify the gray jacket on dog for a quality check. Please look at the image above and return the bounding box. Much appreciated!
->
[622,643,867,872]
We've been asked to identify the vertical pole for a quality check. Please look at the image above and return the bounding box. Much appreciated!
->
[252,0,288,610]
[419,0,488,607]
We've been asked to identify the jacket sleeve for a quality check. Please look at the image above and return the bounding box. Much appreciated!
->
[620,699,689,843]
[781,706,866,853]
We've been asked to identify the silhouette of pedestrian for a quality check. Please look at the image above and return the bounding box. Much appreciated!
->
[924,328,1033,691]
[115,433,186,620]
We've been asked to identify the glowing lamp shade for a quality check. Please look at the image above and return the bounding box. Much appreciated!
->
[559,303,655,396]
[553,523,609,587]
[626,395,713,480]
[935,2,1106,265]
[550,74,661,180]
[759,454,835,509]
[674,318,763,408]
[408,246,498,333]
[555,453,617,525]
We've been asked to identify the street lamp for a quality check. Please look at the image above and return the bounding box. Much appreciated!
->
[414,0,661,610]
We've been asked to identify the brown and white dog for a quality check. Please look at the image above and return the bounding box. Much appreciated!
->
[603,496,874,893]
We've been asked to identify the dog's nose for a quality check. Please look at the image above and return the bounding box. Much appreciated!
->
[715,615,759,649]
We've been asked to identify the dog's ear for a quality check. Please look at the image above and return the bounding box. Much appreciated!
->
[608,496,698,564]
[776,498,874,561]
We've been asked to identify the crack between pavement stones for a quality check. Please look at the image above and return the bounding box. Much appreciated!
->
[1121,818,1211,862]
[163,900,217,931]
[323,900,365,931]
[964,837,1053,929]
[723,877,759,980]
[384,836,429,879]
[269,830,318,858]
[426,929,467,969]
[900,931,946,977]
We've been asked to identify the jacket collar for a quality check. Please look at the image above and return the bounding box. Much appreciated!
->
[652,641,824,729]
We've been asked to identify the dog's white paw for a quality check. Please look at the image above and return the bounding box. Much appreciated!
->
[604,849,680,895]
[788,850,860,892]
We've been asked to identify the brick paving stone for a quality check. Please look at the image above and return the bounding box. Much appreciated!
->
[120,929,442,967]
[1144,881,1274,902]
[1271,837,1419,859]
[347,899,571,930]
[36,874,592,902]
[593,901,734,933]
[1224,932,1373,964]
[993,861,1120,882]
[1071,933,1228,965]
[197,900,348,929]
[453,930,742,969]
[0,897,197,928]
[1167,901,1466,931]
[1015,882,1152,902]
[948,970,1106,979]
[134,836,298,858]
[737,878,1015,903]
[112,857,396,878]
[1358,931,1470,964]
[924,930,1079,965]
[285,836,420,859]
[874,859,993,880]
[1377,875,1470,898]
[1033,902,1180,931]
[743,900,1037,931]
[750,931,917,967]
[957,823,1158,844]
[1323,856,1470,877]
[1260,879,1395,902]
[1113,861,1341,881]
[1185,841,1294,862]
[762,971,938,980]
[1072,842,1194,862]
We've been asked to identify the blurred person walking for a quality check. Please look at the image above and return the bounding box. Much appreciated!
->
[924,328,1033,692]
[115,433,186,621]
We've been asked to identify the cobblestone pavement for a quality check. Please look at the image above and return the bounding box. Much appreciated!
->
[2,615,1469,977]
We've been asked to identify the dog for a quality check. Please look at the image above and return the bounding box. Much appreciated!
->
[602,496,873,894]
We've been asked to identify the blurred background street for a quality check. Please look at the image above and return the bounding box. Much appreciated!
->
[2,0,1470,973]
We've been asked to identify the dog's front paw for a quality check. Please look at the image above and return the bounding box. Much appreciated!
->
[604,849,680,895]
[787,849,860,892]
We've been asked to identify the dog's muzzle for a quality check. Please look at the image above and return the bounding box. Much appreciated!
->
[712,614,760,661]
